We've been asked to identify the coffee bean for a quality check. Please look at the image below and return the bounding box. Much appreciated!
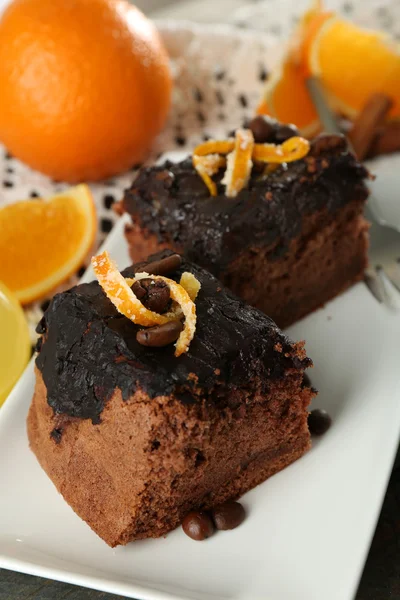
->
[131,278,170,313]
[308,409,332,436]
[211,501,245,531]
[182,510,215,541]
[136,320,183,347]
[309,133,347,157]
[274,123,299,143]
[247,115,278,143]
[141,254,182,276]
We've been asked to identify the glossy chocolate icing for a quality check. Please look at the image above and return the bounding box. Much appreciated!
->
[36,251,311,423]
[122,136,369,273]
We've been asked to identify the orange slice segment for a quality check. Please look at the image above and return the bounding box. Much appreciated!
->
[308,15,400,119]
[257,1,335,137]
[258,55,320,138]
[0,184,96,305]
[222,129,254,198]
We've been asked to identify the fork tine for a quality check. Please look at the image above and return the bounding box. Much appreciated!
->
[364,269,384,303]
[385,266,400,293]
[376,266,399,308]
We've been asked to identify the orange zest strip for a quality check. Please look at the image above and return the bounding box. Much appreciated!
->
[192,154,226,197]
[127,272,197,357]
[92,251,177,327]
[222,128,255,198]
[191,130,310,198]
[91,251,197,356]
[148,275,197,356]
[180,271,201,301]
[193,139,235,157]
[193,161,217,196]
[252,136,310,163]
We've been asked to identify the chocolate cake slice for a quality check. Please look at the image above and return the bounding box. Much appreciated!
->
[28,250,315,547]
[119,120,370,328]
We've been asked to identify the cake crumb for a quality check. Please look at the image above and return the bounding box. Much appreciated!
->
[274,342,283,352]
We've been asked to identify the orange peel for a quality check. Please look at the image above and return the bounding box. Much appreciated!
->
[253,136,310,163]
[191,129,309,197]
[222,129,255,198]
[91,251,197,357]
[193,154,226,196]
[180,272,201,301]
[193,139,234,157]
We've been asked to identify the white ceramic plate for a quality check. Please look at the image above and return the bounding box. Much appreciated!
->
[1,143,400,600]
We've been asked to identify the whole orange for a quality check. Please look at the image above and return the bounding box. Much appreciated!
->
[0,0,172,181]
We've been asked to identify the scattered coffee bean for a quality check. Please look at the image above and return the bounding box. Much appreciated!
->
[309,133,347,157]
[136,321,183,347]
[274,123,299,143]
[211,501,245,531]
[247,115,278,143]
[182,510,215,541]
[141,254,182,276]
[308,409,332,436]
[131,278,170,313]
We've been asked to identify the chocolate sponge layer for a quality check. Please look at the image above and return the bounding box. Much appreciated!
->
[28,369,313,546]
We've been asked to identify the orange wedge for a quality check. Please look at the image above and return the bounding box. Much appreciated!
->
[308,15,400,119]
[0,184,96,304]
[257,1,331,136]
[258,1,400,133]
[0,281,31,406]
[257,58,320,137]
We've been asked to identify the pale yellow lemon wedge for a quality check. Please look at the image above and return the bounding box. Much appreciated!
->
[0,281,31,406]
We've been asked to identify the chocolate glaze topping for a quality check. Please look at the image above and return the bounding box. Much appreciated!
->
[36,251,311,423]
[122,133,369,273]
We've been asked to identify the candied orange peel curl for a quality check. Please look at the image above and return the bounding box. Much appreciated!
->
[222,128,254,198]
[193,154,226,197]
[92,251,198,356]
[192,129,310,197]
[252,136,310,163]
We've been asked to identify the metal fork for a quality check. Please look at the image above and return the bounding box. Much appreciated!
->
[306,76,400,309]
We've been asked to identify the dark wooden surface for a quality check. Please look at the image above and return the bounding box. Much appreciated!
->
[1,458,399,600]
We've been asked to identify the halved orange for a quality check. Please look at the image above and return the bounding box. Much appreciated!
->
[0,184,96,304]
[308,15,400,119]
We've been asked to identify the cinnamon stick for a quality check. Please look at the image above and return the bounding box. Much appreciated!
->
[349,93,393,160]
[367,121,400,158]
